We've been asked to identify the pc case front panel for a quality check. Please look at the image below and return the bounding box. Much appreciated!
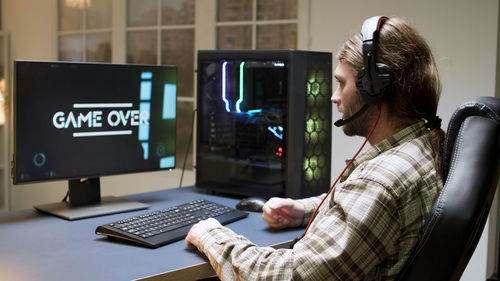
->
[286,51,332,199]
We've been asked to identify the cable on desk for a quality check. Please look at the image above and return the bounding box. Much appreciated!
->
[179,108,197,188]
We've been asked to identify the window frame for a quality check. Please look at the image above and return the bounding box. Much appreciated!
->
[56,0,310,171]
[57,0,114,62]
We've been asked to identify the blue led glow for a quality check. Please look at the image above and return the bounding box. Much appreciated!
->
[141,72,153,79]
[160,156,175,169]
[163,84,176,119]
[222,61,230,112]
[140,81,152,101]
[138,102,150,141]
[246,109,263,114]
[141,142,149,160]
[268,126,283,140]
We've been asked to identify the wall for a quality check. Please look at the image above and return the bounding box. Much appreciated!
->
[1,0,498,279]
[2,0,196,211]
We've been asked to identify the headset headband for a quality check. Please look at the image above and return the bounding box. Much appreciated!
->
[356,16,391,105]
[361,16,389,42]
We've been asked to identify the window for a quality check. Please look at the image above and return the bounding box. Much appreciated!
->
[58,0,113,62]
[126,0,196,170]
[55,0,304,172]
[216,0,298,50]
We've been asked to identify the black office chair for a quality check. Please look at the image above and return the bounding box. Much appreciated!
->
[397,96,500,281]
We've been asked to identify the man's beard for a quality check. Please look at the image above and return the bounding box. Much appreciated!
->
[341,95,375,137]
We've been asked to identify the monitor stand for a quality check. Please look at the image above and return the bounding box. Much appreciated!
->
[34,178,149,221]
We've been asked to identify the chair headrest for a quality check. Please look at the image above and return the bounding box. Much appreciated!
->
[442,96,500,180]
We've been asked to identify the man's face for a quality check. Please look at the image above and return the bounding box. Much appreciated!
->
[331,60,373,137]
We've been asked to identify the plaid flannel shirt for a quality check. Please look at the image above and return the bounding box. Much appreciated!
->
[195,121,443,281]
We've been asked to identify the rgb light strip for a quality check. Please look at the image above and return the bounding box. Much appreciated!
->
[236,61,245,113]
[222,61,230,112]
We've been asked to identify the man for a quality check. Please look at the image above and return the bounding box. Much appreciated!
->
[186,16,445,280]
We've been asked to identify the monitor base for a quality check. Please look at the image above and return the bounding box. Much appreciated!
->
[34,196,149,221]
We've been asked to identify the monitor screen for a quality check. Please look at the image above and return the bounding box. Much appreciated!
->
[13,61,177,184]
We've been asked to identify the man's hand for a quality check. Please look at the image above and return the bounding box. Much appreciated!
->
[185,218,222,250]
[262,198,305,229]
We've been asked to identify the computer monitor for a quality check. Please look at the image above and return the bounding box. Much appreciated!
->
[13,61,177,220]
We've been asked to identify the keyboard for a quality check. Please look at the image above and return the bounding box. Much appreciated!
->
[95,199,248,248]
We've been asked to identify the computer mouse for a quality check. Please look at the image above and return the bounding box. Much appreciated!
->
[236,197,267,212]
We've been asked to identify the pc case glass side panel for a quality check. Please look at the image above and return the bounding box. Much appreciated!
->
[198,58,288,197]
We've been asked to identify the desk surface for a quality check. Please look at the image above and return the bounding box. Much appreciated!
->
[0,186,303,281]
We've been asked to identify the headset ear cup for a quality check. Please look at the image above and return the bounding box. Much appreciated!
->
[355,67,372,105]
[358,16,392,105]
[372,62,392,97]
[356,63,392,105]
[356,68,365,91]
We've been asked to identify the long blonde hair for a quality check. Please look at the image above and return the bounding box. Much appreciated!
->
[338,17,445,180]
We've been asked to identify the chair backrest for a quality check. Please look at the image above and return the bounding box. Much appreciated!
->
[397,96,500,281]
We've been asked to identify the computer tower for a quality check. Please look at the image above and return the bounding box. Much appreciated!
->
[196,50,332,199]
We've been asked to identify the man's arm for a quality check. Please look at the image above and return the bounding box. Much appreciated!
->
[185,179,399,280]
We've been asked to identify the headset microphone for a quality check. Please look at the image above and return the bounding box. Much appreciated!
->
[334,104,369,127]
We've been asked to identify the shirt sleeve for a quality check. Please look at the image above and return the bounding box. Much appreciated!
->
[296,193,325,226]
[195,177,400,281]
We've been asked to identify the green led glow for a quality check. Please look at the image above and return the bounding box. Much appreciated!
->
[305,168,314,181]
[309,156,318,168]
[236,61,245,112]
[308,71,317,84]
[307,94,315,107]
[306,119,315,133]
[303,67,331,187]
[304,134,310,143]
[311,82,320,96]
[314,169,322,180]
[310,132,318,144]
[316,119,323,131]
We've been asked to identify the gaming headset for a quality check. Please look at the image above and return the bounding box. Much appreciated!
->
[356,16,392,105]
[334,16,392,127]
